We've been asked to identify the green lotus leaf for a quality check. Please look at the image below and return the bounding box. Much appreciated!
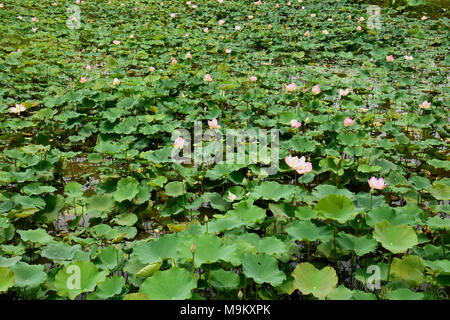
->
[41,242,82,261]
[373,221,418,254]
[88,275,126,300]
[114,177,140,202]
[286,220,333,242]
[335,232,378,256]
[211,269,240,290]
[86,194,115,217]
[112,213,138,226]
[292,262,338,299]
[0,256,21,268]
[54,260,109,300]
[252,181,295,201]
[23,183,57,195]
[95,246,124,270]
[294,206,318,220]
[367,206,415,227]
[139,268,197,300]
[430,179,450,200]
[229,200,266,225]
[177,234,237,268]
[315,194,355,223]
[241,252,286,286]
[424,260,450,275]
[207,214,245,233]
[17,228,53,244]
[123,293,149,300]
[65,181,83,199]
[10,261,47,288]
[327,284,353,300]
[164,181,184,197]
[0,267,15,293]
[391,255,425,287]
[234,233,288,257]
[136,262,162,278]
[425,216,450,231]
[133,233,180,264]
[386,288,424,300]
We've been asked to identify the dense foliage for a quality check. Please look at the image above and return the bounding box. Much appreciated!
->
[0,0,449,300]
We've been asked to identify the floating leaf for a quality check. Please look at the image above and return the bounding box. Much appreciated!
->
[292,262,338,299]
[139,268,196,300]
[373,221,418,254]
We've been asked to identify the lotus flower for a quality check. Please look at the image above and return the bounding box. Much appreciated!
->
[386,55,394,62]
[286,156,312,174]
[32,17,38,22]
[285,83,297,92]
[149,66,155,72]
[113,78,120,85]
[339,88,350,96]
[129,34,134,38]
[170,58,177,65]
[310,14,316,17]
[225,48,231,53]
[218,0,224,3]
[170,13,176,18]
[344,117,354,127]
[186,52,192,59]
[250,76,257,82]
[191,4,197,8]
[357,25,362,31]
[358,16,365,24]
[227,192,237,201]
[219,19,225,25]
[208,118,221,129]
[404,55,413,61]
[248,15,254,20]
[203,27,209,33]
[86,65,91,71]
[174,137,185,149]
[285,156,302,169]
[32,27,38,32]
[186,1,191,4]
[113,40,120,45]
[368,177,386,190]
[80,77,87,83]
[421,15,428,20]
[322,30,329,35]
[419,100,431,109]
[288,1,292,5]
[17,16,22,20]
[185,33,189,37]
[312,84,320,95]
[304,30,310,36]
[204,74,213,82]
[0,3,4,8]
[235,25,241,30]
[254,0,261,4]
[10,104,26,114]
[290,119,302,128]
[275,3,280,8]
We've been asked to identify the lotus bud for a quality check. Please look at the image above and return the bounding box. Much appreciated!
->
[305,117,310,124]
[238,290,243,299]
[191,243,196,253]
[204,215,208,223]
[242,178,247,186]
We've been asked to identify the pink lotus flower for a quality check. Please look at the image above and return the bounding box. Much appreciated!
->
[248,15,254,19]
[185,33,189,37]
[227,191,237,201]
[225,48,231,54]
[219,19,225,25]
[404,55,413,61]
[285,83,297,92]
[322,30,329,35]
[235,26,241,30]
[134,7,138,10]
[327,18,333,21]
[204,74,213,82]
[113,78,120,85]
[275,3,280,8]
[254,0,261,4]
[386,55,394,62]
[191,4,198,8]
[368,177,386,190]
[357,25,362,31]
[17,16,23,20]
[310,13,316,17]
[285,156,312,174]
[170,13,176,18]
[218,0,224,3]
[186,52,192,59]
[339,88,350,96]
[10,104,26,113]
[250,76,257,82]
[358,16,365,24]
[80,77,87,83]
[31,17,38,22]
[348,14,352,19]
[203,27,209,33]
[344,117,354,127]
[186,1,191,4]
[208,118,221,129]
[288,1,292,5]
[32,27,38,32]
[86,65,91,71]
[0,3,4,8]
[113,40,120,45]
[290,119,302,128]
[419,100,431,109]
[312,84,320,95]
[149,66,155,72]
[304,30,310,36]
[174,137,185,149]
[129,34,134,38]
[170,58,177,65]
[268,24,272,29]
[421,15,428,20]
